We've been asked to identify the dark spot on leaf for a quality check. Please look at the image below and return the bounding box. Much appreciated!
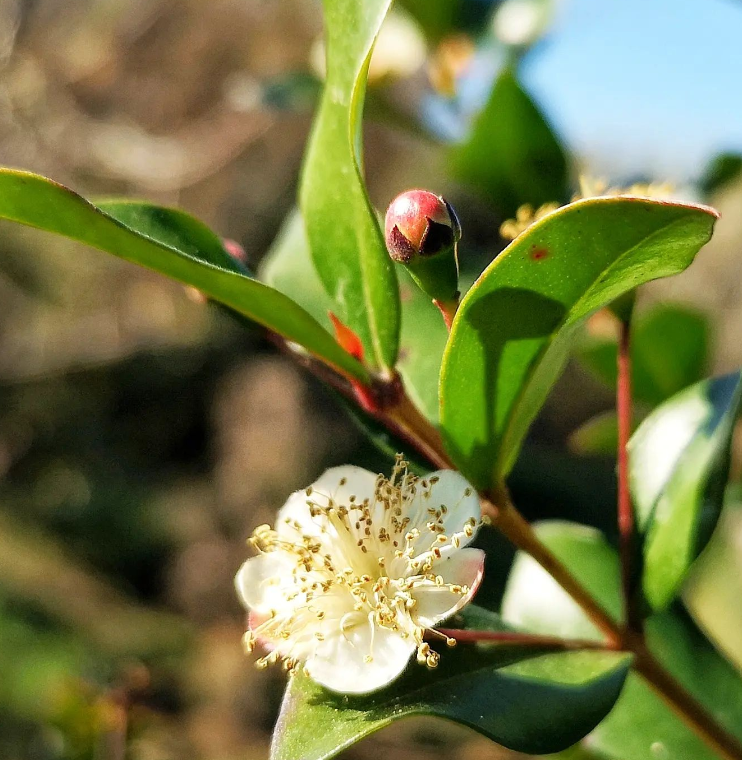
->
[530,246,549,261]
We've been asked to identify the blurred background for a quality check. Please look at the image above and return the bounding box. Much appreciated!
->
[0,0,741,758]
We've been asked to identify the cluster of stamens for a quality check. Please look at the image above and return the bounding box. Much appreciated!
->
[243,457,479,673]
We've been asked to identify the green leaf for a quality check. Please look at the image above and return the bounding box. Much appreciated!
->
[260,209,332,327]
[700,152,742,197]
[439,197,718,491]
[630,371,742,611]
[501,520,742,760]
[578,304,710,406]
[96,200,246,274]
[568,411,620,457]
[0,170,368,383]
[397,270,450,422]
[271,605,629,760]
[398,0,461,41]
[300,0,400,371]
[502,522,622,640]
[452,67,569,217]
[684,497,742,671]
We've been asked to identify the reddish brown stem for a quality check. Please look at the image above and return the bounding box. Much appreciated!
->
[436,628,610,651]
[487,492,623,647]
[433,295,459,332]
[617,318,640,632]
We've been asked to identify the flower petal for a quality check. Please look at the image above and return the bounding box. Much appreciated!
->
[276,465,379,539]
[406,470,481,557]
[412,548,485,628]
[305,614,415,694]
[235,552,294,613]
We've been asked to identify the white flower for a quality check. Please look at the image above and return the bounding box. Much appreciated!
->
[235,458,484,695]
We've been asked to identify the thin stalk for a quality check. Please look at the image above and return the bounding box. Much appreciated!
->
[436,628,610,652]
[617,317,640,632]
[432,295,459,332]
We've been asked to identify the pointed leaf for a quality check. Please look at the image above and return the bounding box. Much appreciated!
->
[439,197,718,490]
[502,520,742,760]
[300,0,400,370]
[630,371,742,610]
[452,67,569,217]
[271,604,629,760]
[0,170,368,383]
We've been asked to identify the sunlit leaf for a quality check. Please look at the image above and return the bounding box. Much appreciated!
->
[0,170,368,383]
[630,371,742,611]
[300,0,400,370]
[439,197,718,490]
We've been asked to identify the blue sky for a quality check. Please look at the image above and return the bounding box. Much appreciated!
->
[522,0,742,181]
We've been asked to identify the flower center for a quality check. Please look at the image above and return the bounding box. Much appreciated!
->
[244,459,478,672]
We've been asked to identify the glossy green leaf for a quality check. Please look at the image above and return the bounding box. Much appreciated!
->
[452,67,569,217]
[271,605,629,760]
[502,520,742,760]
[0,170,368,383]
[397,270,451,422]
[300,0,400,370]
[439,197,718,490]
[630,371,742,611]
[578,304,710,406]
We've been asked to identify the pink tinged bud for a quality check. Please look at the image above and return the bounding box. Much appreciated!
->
[384,190,461,303]
[384,190,461,262]
[223,238,247,263]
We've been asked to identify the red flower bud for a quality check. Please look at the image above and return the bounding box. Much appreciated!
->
[384,190,461,263]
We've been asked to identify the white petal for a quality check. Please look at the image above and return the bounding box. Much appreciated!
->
[305,615,415,694]
[235,552,294,613]
[276,465,379,539]
[412,548,485,628]
[406,470,481,556]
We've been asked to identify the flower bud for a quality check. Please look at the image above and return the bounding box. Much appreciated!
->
[385,190,461,261]
[384,190,461,303]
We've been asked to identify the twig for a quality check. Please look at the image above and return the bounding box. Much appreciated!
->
[432,295,459,332]
[436,628,610,652]
[271,325,742,760]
